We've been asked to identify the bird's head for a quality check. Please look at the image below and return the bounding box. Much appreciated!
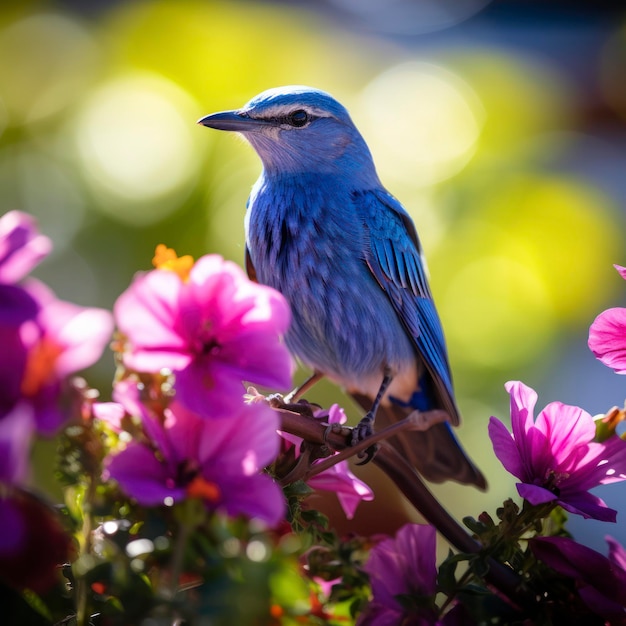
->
[198,86,378,181]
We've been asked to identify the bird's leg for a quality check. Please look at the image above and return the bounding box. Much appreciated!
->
[266,371,324,417]
[351,368,393,459]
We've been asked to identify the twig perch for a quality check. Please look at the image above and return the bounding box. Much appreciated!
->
[274,404,527,608]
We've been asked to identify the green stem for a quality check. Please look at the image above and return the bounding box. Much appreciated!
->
[167,498,206,613]
[169,520,192,601]
[76,476,96,626]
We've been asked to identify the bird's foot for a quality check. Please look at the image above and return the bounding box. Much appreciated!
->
[351,413,379,465]
[324,422,351,443]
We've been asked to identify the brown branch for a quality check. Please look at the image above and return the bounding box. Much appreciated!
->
[275,405,528,608]
[301,408,450,480]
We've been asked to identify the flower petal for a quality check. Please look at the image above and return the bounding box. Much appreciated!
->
[307,460,374,519]
[614,264,626,281]
[114,269,190,371]
[530,536,626,616]
[504,380,537,463]
[588,307,626,373]
[488,416,525,480]
[0,402,34,484]
[607,536,626,572]
[174,360,250,418]
[558,490,617,522]
[533,401,595,471]
[220,474,285,526]
[516,483,558,506]
[195,402,280,473]
[105,443,184,506]
[0,211,51,284]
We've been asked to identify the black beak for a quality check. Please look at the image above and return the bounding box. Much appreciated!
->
[197,110,268,132]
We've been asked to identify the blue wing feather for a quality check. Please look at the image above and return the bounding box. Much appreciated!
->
[354,188,459,425]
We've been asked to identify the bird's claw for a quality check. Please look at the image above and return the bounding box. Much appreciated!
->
[323,422,350,446]
[351,413,378,465]
[351,413,375,446]
[355,443,379,465]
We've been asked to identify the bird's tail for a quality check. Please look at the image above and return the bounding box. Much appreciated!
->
[351,393,487,490]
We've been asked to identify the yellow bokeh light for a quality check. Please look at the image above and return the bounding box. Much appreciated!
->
[482,175,621,324]
[73,72,204,225]
[445,50,574,160]
[442,253,554,369]
[0,12,99,125]
[431,173,621,372]
[358,61,484,187]
[99,0,373,109]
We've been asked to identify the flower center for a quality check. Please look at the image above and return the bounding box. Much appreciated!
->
[175,460,221,503]
[201,337,221,356]
[543,469,570,495]
[186,476,221,502]
[20,336,64,397]
[196,321,221,357]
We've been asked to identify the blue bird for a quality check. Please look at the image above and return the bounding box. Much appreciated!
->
[198,86,486,489]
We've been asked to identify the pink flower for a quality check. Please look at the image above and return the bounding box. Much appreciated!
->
[103,381,285,526]
[0,488,74,594]
[362,524,437,621]
[357,524,466,625]
[609,535,626,573]
[308,405,373,519]
[19,280,114,434]
[588,265,626,373]
[530,535,626,620]
[0,292,37,419]
[0,211,48,420]
[0,211,113,433]
[114,253,293,418]
[489,381,626,521]
[0,402,34,485]
[0,211,51,284]
[278,403,373,519]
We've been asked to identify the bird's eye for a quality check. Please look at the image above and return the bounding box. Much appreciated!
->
[287,109,309,127]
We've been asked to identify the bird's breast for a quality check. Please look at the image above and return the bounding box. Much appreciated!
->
[246,177,416,393]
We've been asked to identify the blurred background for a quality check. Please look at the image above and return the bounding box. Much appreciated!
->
[3,0,626,553]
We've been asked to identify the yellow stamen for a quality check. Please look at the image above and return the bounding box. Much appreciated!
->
[152,244,194,282]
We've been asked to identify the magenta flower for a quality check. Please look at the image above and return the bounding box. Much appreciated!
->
[114,253,293,419]
[0,402,34,486]
[0,289,38,418]
[0,488,74,594]
[609,535,626,573]
[103,387,285,526]
[0,211,113,433]
[0,211,51,284]
[489,381,626,521]
[19,280,113,434]
[0,211,48,419]
[589,265,626,373]
[530,535,626,620]
[357,523,466,626]
[0,403,73,595]
[285,404,373,519]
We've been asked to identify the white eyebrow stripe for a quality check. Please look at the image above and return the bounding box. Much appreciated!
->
[243,104,333,120]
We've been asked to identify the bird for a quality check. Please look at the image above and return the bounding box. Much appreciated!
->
[198,85,486,489]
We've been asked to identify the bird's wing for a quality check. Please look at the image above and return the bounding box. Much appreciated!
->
[354,188,459,426]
